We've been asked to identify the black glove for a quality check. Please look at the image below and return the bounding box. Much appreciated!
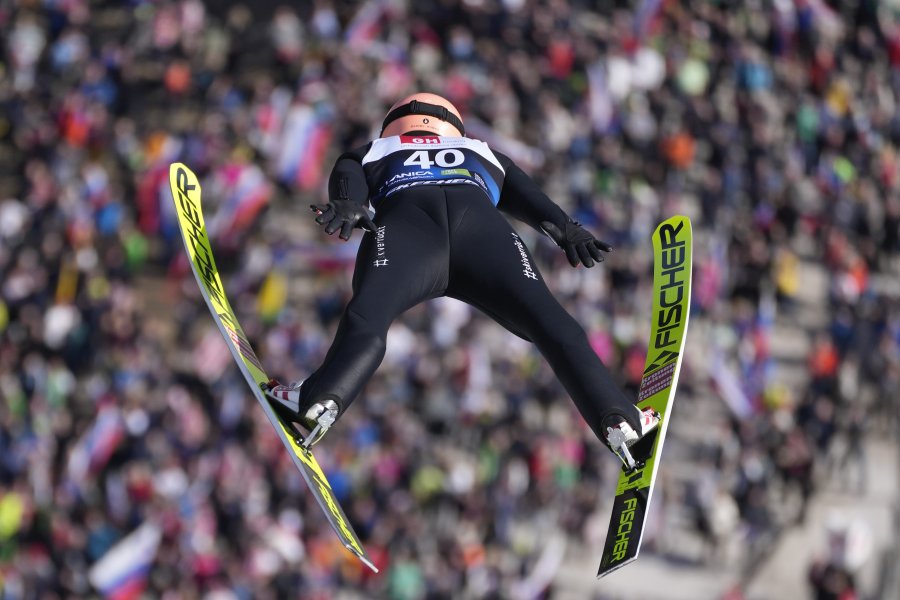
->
[310,199,377,241]
[540,219,613,268]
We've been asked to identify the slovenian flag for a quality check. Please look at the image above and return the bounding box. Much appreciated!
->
[345,0,385,50]
[89,521,162,600]
[586,62,614,133]
[633,0,667,40]
[209,162,272,242]
[67,405,126,484]
[710,351,755,419]
[275,103,333,192]
[253,87,292,159]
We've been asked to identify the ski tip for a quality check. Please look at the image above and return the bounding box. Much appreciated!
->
[168,162,202,198]
[655,214,692,234]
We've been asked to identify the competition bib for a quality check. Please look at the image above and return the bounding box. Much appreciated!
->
[361,136,506,205]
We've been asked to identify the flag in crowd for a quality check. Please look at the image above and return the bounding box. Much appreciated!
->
[633,0,668,40]
[207,161,272,243]
[274,103,333,192]
[66,404,126,485]
[344,0,387,51]
[88,521,162,600]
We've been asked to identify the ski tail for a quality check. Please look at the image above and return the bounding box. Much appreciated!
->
[168,163,378,573]
[597,215,692,578]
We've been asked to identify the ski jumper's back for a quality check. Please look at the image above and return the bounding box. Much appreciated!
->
[356,135,506,207]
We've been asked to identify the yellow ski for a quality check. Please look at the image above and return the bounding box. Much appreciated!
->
[168,163,377,573]
[597,215,692,578]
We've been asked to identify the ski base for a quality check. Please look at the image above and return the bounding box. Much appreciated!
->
[597,215,692,578]
[169,162,377,573]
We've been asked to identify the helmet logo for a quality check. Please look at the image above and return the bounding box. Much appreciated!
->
[423,118,430,124]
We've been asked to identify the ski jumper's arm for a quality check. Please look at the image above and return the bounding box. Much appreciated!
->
[493,150,612,268]
[315,145,375,240]
[493,150,569,233]
[328,146,370,205]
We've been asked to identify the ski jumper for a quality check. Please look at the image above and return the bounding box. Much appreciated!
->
[300,134,641,440]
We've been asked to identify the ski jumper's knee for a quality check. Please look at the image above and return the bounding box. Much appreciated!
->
[529,313,589,356]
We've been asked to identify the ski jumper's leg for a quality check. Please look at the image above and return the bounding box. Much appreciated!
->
[299,187,450,414]
[443,186,639,440]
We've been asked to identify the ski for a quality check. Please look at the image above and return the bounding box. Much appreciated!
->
[597,215,692,578]
[168,163,378,573]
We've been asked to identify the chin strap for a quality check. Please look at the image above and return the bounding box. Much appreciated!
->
[381,100,465,136]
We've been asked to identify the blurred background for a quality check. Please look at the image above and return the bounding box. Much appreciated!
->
[1,0,899,598]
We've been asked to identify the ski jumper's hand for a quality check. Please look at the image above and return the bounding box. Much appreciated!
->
[310,199,376,241]
[540,219,613,268]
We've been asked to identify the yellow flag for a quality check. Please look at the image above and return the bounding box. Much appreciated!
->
[257,270,288,322]
[0,492,24,540]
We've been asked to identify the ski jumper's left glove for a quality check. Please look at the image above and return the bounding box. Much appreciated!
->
[312,156,376,241]
[539,219,613,268]
[494,151,612,268]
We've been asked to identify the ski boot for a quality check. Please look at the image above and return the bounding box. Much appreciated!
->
[604,407,661,471]
[262,379,339,448]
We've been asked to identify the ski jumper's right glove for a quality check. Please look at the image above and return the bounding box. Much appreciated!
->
[493,151,613,268]
[312,156,376,241]
[539,219,613,268]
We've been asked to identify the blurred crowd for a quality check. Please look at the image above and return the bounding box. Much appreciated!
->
[1,0,898,598]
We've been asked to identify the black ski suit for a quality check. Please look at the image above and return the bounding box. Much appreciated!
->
[300,134,640,440]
